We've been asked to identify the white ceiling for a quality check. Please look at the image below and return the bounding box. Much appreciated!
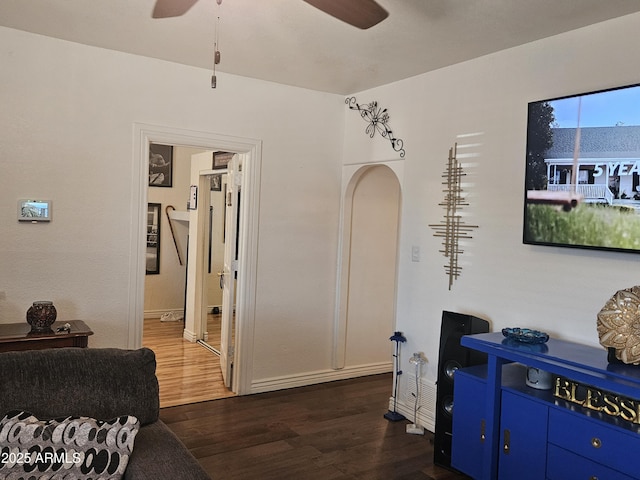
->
[2,0,640,95]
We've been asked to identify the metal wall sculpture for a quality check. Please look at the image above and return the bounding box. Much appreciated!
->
[429,143,478,289]
[345,96,405,158]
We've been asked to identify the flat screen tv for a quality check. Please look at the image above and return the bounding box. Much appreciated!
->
[524,82,640,254]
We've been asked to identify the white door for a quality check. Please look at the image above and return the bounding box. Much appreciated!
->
[220,154,240,388]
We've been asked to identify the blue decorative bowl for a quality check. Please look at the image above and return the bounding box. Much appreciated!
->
[502,327,549,344]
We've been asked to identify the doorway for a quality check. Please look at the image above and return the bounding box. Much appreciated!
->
[131,124,261,398]
[142,147,235,407]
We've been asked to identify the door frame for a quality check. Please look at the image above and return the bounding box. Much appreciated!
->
[131,123,261,395]
[219,154,240,388]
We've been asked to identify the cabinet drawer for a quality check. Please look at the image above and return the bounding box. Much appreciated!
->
[547,445,636,480]
[548,408,640,478]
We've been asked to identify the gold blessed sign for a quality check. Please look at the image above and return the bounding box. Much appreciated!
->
[554,376,640,426]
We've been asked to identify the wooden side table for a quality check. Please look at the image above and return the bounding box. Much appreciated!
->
[0,320,93,352]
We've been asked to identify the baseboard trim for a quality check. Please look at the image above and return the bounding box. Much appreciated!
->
[389,397,435,433]
[144,308,183,319]
[387,376,436,432]
[182,328,197,342]
[250,362,393,394]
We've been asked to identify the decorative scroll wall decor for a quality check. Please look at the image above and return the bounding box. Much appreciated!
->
[429,143,478,290]
[345,97,405,158]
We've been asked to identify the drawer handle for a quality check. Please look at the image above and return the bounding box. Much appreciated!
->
[590,477,598,480]
[503,429,510,454]
[480,419,486,443]
[591,437,602,449]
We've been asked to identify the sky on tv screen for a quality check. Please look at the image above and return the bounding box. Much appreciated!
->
[548,85,640,128]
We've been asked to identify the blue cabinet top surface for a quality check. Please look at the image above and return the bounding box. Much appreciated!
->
[462,332,640,397]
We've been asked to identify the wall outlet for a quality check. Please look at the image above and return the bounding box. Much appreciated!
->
[411,246,420,262]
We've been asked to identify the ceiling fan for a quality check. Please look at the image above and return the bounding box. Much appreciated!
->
[152,0,388,30]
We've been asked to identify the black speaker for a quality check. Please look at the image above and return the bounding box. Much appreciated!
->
[433,310,490,469]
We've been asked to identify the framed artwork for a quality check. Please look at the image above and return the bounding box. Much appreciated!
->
[213,151,234,170]
[146,203,161,274]
[211,174,222,191]
[149,143,173,187]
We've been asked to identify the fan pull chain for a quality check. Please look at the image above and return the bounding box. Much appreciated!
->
[211,0,222,88]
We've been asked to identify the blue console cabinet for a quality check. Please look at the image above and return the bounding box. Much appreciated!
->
[451,332,640,480]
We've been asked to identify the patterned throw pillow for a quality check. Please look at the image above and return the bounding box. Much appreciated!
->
[0,410,139,480]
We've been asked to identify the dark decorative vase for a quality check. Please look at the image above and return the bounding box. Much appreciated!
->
[26,301,57,333]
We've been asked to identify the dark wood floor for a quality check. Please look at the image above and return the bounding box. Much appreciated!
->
[161,373,471,480]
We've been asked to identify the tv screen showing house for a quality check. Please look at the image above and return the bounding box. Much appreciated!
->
[524,83,640,254]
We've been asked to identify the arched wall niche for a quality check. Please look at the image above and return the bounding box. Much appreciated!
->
[333,161,404,371]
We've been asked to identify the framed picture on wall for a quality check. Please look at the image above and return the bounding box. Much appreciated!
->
[211,174,222,191]
[149,143,173,187]
[213,151,234,170]
[146,203,161,275]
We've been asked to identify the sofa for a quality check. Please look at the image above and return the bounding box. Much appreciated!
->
[0,347,211,480]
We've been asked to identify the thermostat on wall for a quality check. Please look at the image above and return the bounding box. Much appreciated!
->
[18,199,52,222]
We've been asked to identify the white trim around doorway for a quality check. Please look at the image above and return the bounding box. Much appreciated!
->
[131,123,262,395]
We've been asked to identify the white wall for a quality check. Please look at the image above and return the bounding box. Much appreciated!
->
[343,13,640,425]
[0,27,344,390]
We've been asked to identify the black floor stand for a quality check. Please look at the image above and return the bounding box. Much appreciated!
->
[384,331,407,422]
[384,410,406,421]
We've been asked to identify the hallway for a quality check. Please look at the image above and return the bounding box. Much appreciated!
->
[143,316,235,408]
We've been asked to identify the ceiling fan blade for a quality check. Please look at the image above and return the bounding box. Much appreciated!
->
[152,0,199,18]
[302,0,388,29]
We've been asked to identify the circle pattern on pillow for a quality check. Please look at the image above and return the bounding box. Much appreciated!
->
[0,410,139,480]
